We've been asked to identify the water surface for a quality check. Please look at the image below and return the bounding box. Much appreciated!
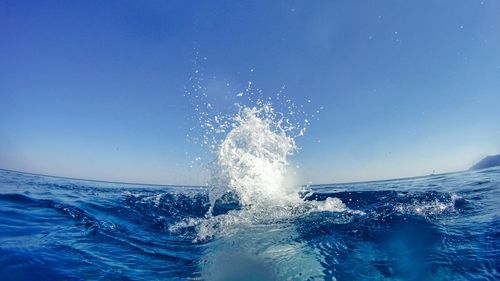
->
[0,168,498,280]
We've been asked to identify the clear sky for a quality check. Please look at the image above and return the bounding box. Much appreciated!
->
[1,1,499,185]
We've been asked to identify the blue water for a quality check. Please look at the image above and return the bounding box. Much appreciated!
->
[0,168,499,280]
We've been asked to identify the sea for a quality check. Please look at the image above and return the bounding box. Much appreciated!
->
[1,102,499,280]
[0,167,498,281]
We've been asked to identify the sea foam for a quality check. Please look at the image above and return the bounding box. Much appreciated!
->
[175,79,348,241]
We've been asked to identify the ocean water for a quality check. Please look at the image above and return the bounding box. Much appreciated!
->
[1,100,499,280]
[0,167,499,281]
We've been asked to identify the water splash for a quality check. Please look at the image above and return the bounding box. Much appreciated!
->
[208,103,300,213]
[174,101,349,241]
[179,69,347,241]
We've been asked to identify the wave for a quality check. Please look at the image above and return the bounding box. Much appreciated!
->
[1,168,499,280]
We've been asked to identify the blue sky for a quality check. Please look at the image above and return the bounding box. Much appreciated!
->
[1,1,499,185]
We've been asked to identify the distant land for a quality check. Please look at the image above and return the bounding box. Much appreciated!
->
[470,155,500,170]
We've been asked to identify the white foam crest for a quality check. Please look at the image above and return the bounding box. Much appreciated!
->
[208,103,300,211]
[179,73,351,241]
[170,197,349,241]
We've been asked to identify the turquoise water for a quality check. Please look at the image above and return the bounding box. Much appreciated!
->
[0,168,499,280]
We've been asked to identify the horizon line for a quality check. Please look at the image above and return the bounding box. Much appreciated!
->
[0,166,479,188]
[0,168,202,188]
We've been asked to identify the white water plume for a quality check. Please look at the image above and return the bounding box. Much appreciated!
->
[177,74,350,241]
[208,103,301,213]
[171,100,351,242]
